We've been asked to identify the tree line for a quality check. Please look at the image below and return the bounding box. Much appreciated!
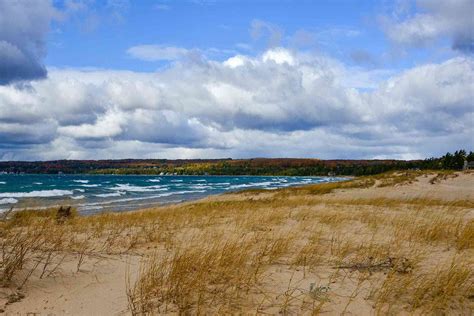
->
[0,150,472,176]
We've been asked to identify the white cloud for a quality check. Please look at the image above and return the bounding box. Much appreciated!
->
[58,110,125,139]
[381,0,474,53]
[0,48,472,160]
[0,0,60,84]
[262,48,296,65]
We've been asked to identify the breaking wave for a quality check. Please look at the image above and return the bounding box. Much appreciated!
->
[0,189,74,198]
[0,198,18,204]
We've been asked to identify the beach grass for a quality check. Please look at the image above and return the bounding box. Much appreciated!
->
[1,170,473,314]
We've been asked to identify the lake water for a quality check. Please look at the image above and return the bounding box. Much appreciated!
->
[0,174,346,214]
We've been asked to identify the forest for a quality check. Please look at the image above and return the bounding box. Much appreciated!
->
[0,150,472,176]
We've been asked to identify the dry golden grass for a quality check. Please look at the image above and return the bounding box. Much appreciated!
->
[374,256,473,314]
[1,170,473,314]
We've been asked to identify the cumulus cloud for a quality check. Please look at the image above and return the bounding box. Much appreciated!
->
[0,48,472,160]
[0,0,60,84]
[381,0,474,53]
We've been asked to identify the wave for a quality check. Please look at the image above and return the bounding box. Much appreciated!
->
[0,198,18,204]
[173,190,206,194]
[80,205,103,211]
[188,184,213,189]
[0,181,5,185]
[73,180,89,184]
[95,192,125,198]
[250,181,274,186]
[33,182,43,185]
[75,188,85,193]
[78,194,171,208]
[77,190,207,209]
[170,179,183,182]
[147,179,161,183]
[78,184,100,188]
[228,180,306,190]
[228,183,260,189]
[71,195,85,200]
[0,189,74,198]
[109,183,168,192]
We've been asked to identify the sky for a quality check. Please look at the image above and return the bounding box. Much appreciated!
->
[0,0,473,161]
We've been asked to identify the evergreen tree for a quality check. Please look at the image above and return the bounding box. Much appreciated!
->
[442,152,454,169]
[467,151,474,162]
[453,150,467,169]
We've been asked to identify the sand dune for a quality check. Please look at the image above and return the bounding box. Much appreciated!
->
[1,171,473,315]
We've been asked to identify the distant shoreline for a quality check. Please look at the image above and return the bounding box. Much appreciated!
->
[0,155,457,177]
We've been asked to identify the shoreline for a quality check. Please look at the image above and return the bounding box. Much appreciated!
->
[0,175,351,215]
[1,170,472,314]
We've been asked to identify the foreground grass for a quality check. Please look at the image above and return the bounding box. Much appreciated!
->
[1,170,473,314]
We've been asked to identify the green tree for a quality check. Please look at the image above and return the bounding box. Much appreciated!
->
[453,150,467,169]
[467,151,474,162]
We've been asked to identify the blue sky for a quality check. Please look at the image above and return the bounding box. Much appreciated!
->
[0,0,473,160]
[47,1,370,68]
[45,0,451,71]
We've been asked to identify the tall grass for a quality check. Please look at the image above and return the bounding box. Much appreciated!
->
[1,170,473,314]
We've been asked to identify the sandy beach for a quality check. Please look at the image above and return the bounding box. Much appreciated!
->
[1,170,473,315]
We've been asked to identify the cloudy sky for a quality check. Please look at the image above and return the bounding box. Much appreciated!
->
[0,0,473,161]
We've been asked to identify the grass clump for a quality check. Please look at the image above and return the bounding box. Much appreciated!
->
[375,258,473,314]
[127,231,294,314]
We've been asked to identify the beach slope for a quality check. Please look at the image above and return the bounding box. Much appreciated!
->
[1,171,473,315]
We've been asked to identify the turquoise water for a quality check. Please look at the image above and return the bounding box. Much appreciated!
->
[0,174,346,214]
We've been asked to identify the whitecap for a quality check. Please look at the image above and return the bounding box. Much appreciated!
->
[189,184,213,189]
[228,183,258,189]
[77,190,206,209]
[33,182,43,185]
[73,180,89,184]
[71,195,85,200]
[0,198,18,204]
[0,181,6,184]
[249,181,273,186]
[0,189,74,198]
[75,189,85,193]
[78,184,100,187]
[109,183,168,192]
[95,192,125,198]
[173,190,206,195]
[147,179,161,183]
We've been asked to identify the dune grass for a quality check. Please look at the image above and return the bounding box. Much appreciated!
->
[1,170,473,314]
